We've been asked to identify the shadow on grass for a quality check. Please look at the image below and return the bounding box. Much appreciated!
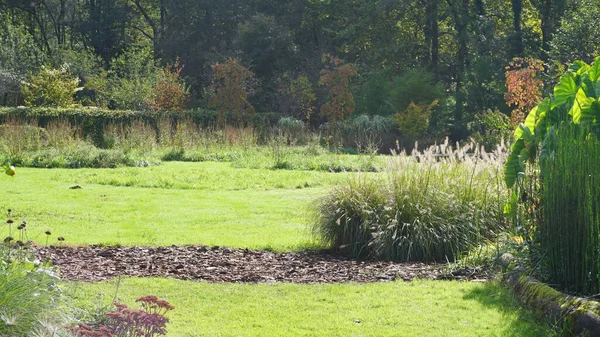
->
[463,281,560,337]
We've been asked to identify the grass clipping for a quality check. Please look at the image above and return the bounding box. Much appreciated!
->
[312,139,508,262]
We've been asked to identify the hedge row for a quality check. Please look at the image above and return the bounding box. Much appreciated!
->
[0,107,281,147]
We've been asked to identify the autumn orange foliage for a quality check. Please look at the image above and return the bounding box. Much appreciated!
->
[151,58,188,111]
[319,54,358,122]
[210,58,256,124]
[504,58,544,125]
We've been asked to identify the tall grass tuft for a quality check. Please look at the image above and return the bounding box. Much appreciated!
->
[540,124,600,295]
[0,244,62,336]
[313,139,508,262]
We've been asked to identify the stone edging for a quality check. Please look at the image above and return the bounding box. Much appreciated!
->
[500,253,600,337]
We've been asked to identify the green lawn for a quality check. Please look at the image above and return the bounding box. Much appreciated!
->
[1,162,357,250]
[1,162,554,336]
[70,278,552,337]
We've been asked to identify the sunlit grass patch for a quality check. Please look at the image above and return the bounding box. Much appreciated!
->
[69,277,555,337]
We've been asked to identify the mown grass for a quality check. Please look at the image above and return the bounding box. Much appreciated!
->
[48,162,359,190]
[0,163,356,250]
[69,278,555,337]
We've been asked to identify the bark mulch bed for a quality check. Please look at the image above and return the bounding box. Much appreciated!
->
[35,245,488,283]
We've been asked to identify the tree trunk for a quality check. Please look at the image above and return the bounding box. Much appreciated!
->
[511,0,524,56]
[447,0,469,140]
[540,0,552,53]
[424,0,439,73]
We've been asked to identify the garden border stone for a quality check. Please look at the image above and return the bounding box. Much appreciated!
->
[500,253,600,336]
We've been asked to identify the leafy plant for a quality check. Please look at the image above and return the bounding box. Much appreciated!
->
[277,74,316,121]
[395,100,438,139]
[468,109,513,150]
[504,57,600,295]
[1,213,63,337]
[102,47,156,110]
[69,296,174,337]
[20,64,82,108]
[504,57,600,188]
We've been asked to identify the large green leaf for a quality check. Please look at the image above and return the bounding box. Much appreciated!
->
[569,88,588,123]
[539,126,557,167]
[514,110,535,141]
[589,57,600,82]
[569,60,590,75]
[518,124,534,142]
[514,99,551,140]
[581,98,600,124]
[554,72,579,107]
[504,139,526,188]
[582,77,598,99]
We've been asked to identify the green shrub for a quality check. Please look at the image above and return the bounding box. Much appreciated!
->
[468,109,512,150]
[503,57,600,296]
[395,100,438,140]
[313,140,507,262]
[20,64,82,107]
[277,116,306,145]
[318,115,396,153]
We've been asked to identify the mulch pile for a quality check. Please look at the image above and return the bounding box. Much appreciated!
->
[35,245,488,283]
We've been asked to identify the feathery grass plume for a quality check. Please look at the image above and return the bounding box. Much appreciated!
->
[0,245,62,336]
[313,138,508,262]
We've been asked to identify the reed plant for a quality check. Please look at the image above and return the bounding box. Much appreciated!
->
[104,119,156,152]
[313,139,508,262]
[44,118,83,149]
[539,123,600,294]
[0,122,45,157]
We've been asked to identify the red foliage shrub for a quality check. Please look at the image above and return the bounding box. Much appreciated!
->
[504,58,544,125]
[151,58,188,111]
[210,58,256,124]
[319,54,358,122]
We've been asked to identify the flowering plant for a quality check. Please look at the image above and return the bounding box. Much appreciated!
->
[70,296,174,337]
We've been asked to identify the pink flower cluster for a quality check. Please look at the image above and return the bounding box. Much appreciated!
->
[70,296,174,337]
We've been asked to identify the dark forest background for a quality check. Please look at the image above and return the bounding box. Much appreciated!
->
[0,0,598,142]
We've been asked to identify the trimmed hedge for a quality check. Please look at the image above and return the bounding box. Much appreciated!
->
[0,107,280,147]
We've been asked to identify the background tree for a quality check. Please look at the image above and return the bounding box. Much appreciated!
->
[319,54,358,122]
[504,58,544,125]
[210,58,256,124]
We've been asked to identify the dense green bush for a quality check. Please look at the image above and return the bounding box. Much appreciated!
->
[313,141,507,262]
[354,68,444,116]
[20,65,82,108]
[319,114,396,153]
[468,109,512,150]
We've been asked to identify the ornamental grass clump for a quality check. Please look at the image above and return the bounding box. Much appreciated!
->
[313,139,508,262]
[0,237,62,336]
